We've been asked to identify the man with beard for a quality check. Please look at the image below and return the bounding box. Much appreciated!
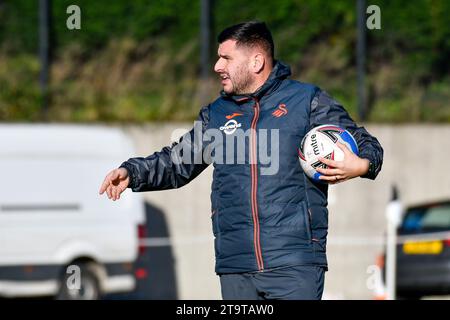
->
[99,21,383,300]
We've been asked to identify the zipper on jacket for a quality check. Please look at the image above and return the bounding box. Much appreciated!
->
[250,97,264,271]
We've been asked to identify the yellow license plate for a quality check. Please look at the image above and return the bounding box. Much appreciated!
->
[403,240,443,255]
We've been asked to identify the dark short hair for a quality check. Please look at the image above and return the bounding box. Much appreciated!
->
[217,21,274,61]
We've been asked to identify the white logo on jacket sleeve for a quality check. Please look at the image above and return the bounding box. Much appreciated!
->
[219,119,242,135]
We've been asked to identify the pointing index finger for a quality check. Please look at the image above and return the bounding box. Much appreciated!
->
[99,175,111,195]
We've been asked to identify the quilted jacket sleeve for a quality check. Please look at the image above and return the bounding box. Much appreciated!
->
[119,105,211,191]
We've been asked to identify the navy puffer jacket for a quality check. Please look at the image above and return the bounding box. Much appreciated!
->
[120,61,383,274]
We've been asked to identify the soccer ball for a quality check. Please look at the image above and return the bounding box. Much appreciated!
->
[298,124,359,182]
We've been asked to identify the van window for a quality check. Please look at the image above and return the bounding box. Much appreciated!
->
[401,204,450,232]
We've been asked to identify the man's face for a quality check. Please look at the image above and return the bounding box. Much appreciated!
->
[214,40,255,95]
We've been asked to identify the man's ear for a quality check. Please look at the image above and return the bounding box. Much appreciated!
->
[251,53,265,73]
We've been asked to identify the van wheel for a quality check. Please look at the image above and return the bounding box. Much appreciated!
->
[56,263,101,300]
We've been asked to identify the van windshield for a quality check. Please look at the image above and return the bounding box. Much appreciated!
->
[401,204,450,233]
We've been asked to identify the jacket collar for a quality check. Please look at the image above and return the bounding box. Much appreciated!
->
[220,60,291,103]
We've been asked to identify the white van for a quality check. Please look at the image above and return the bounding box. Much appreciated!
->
[0,124,145,299]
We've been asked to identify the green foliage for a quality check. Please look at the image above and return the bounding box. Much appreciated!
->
[0,0,448,123]
[0,54,41,120]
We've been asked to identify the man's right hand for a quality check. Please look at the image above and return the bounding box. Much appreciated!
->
[99,167,130,201]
